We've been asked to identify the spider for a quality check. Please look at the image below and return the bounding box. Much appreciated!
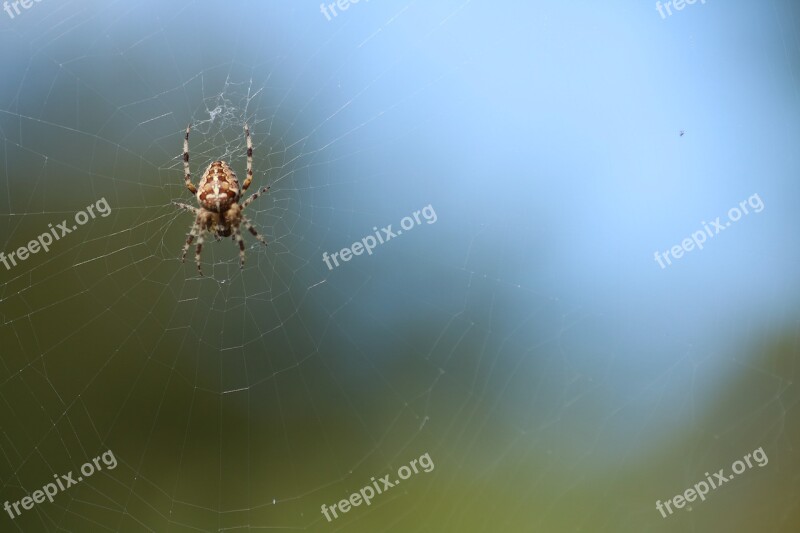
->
[173,124,270,276]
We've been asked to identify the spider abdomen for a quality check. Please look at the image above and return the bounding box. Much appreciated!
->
[197,161,240,212]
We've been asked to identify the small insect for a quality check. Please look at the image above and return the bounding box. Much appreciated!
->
[173,124,269,276]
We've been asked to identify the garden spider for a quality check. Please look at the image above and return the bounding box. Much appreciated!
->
[173,124,269,276]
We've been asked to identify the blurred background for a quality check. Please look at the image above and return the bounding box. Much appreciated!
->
[0,1,798,531]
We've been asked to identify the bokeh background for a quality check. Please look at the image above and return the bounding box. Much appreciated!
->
[1,1,799,531]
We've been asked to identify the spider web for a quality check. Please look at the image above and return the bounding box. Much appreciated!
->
[1,1,800,532]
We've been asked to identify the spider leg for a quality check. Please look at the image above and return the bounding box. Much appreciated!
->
[241,186,270,210]
[181,218,201,264]
[242,215,268,246]
[173,201,198,214]
[233,226,246,268]
[183,125,197,195]
[241,124,254,192]
[195,231,206,276]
